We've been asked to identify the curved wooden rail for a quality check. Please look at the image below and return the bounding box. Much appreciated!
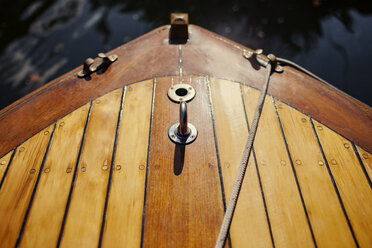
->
[0,25,371,158]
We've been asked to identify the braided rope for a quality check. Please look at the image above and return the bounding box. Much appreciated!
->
[215,62,273,248]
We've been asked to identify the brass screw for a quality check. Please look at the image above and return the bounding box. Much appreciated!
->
[301,118,307,123]
[295,160,302,165]
[1,160,6,165]
[318,160,324,166]
[19,147,25,152]
[116,165,122,170]
[362,154,369,159]
[331,159,337,165]
[44,131,49,135]
[30,169,36,174]
[280,160,286,166]
[317,126,323,131]
[81,166,86,172]
[66,168,72,173]
[139,165,145,170]
[344,143,350,149]
[44,168,50,173]
[102,165,108,171]
[59,122,65,127]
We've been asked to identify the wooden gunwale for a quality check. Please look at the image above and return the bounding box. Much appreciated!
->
[0,25,371,159]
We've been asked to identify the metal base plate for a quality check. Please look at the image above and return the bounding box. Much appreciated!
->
[168,123,198,145]
[167,84,196,103]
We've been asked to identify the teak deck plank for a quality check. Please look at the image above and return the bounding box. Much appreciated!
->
[314,120,372,247]
[356,146,372,181]
[242,86,314,247]
[102,80,153,247]
[59,88,122,247]
[19,104,90,247]
[0,125,53,247]
[0,150,13,183]
[210,79,272,247]
[276,101,355,247]
[142,77,224,247]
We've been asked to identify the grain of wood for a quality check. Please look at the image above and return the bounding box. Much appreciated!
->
[210,79,272,247]
[142,76,225,247]
[0,150,13,183]
[356,146,372,181]
[101,80,153,247]
[242,85,314,248]
[314,120,372,247]
[59,88,122,247]
[0,125,53,247]
[19,104,90,247]
[276,101,355,247]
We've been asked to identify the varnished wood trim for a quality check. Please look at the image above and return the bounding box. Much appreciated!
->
[0,23,370,157]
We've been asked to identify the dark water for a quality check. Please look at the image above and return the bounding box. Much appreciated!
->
[1,0,372,109]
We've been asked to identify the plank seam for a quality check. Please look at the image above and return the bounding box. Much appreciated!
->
[272,97,317,248]
[15,122,57,247]
[0,148,16,189]
[240,84,275,248]
[56,102,93,248]
[206,77,232,247]
[309,117,359,247]
[140,78,156,248]
[351,143,372,188]
[178,45,183,77]
[98,86,127,247]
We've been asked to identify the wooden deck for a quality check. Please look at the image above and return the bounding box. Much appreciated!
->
[0,77,370,247]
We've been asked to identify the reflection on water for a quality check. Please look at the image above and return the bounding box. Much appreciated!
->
[0,0,371,108]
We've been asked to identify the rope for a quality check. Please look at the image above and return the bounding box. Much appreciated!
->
[276,57,328,84]
[215,61,273,248]
[214,51,330,247]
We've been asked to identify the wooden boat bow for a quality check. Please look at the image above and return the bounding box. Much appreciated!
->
[0,13,371,247]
